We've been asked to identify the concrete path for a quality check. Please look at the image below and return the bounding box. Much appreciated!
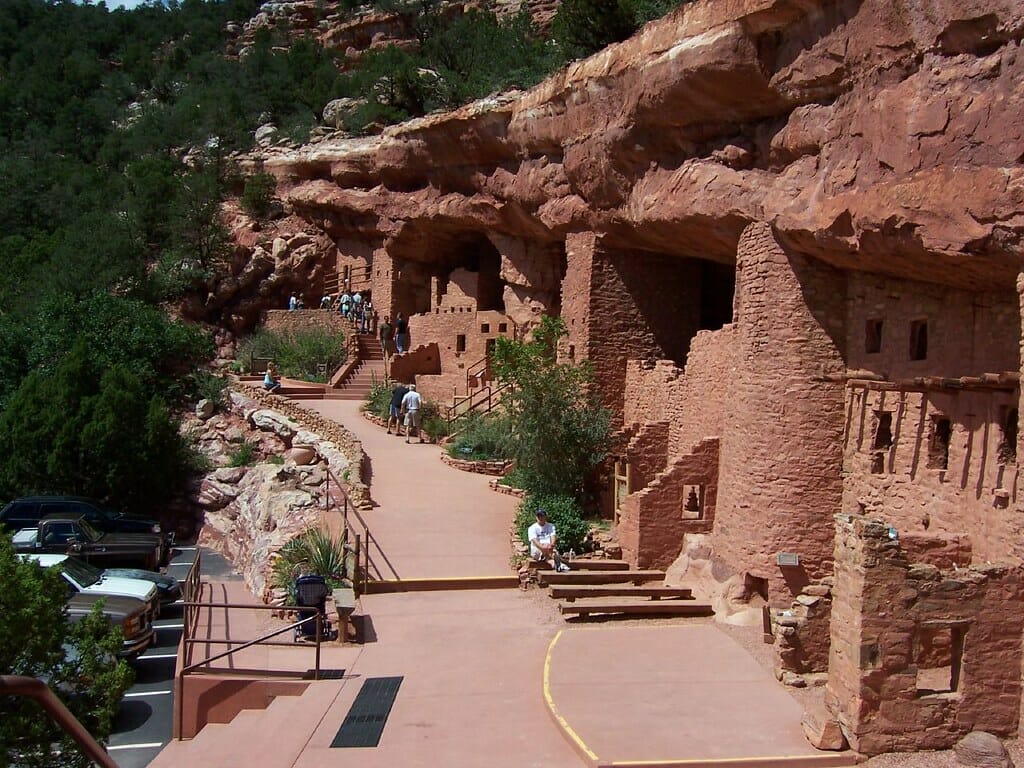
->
[149,393,852,768]
[299,399,517,580]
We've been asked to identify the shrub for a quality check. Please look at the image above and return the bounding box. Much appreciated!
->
[446,412,513,461]
[190,370,228,407]
[227,441,258,467]
[492,316,612,500]
[239,172,277,220]
[271,528,356,602]
[236,327,347,382]
[515,494,589,554]
[363,375,393,420]
[419,399,448,441]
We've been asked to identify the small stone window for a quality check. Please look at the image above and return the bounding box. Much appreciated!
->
[480,323,490,334]
[998,407,1018,465]
[909,319,928,360]
[915,625,965,696]
[927,417,952,470]
[865,319,883,354]
[871,411,893,474]
[872,412,893,450]
[568,344,575,360]
[498,322,508,333]
[681,485,704,520]
[455,334,466,353]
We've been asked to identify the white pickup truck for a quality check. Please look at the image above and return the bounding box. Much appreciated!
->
[24,553,161,622]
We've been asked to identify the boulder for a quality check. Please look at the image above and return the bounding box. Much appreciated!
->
[195,399,216,420]
[954,732,1014,768]
[286,445,317,465]
[801,705,847,751]
[250,409,297,442]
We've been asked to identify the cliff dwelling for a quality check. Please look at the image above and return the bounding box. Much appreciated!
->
[199,0,1024,756]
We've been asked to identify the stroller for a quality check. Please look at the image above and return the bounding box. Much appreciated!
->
[294,574,335,641]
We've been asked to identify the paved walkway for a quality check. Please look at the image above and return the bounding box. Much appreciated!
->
[148,394,855,768]
[301,399,517,580]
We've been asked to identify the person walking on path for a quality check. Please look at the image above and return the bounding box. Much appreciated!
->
[387,381,409,434]
[528,509,570,571]
[400,383,424,443]
[394,312,409,354]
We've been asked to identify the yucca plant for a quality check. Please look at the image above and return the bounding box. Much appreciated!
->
[271,528,355,603]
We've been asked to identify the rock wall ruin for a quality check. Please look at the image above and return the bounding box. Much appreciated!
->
[213,0,1024,751]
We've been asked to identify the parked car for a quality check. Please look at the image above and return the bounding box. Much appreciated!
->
[66,592,154,659]
[0,495,172,561]
[25,553,161,621]
[12,514,165,570]
[99,565,181,606]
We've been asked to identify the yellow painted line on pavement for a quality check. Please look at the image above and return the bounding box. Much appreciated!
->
[543,629,599,763]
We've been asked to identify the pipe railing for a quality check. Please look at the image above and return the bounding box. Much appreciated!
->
[324,467,397,593]
[0,675,118,768]
[445,381,510,435]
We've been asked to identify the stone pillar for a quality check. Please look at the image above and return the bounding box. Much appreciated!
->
[371,245,397,321]
[714,222,846,602]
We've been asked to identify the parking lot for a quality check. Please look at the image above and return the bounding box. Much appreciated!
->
[106,546,241,768]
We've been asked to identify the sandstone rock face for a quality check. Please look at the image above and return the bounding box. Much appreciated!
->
[188,387,367,599]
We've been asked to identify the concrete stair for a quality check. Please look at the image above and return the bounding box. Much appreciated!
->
[328,333,386,401]
[151,678,345,767]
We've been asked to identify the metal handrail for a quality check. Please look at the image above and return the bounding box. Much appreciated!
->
[176,601,325,740]
[445,381,510,434]
[0,675,118,768]
[324,467,397,592]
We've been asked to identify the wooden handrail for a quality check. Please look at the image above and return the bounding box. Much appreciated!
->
[0,675,118,768]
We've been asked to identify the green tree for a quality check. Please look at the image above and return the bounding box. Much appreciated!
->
[0,535,133,768]
[551,0,637,59]
[491,316,611,499]
[240,172,278,220]
[0,346,194,515]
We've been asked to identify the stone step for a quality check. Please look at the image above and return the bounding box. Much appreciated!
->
[537,559,630,571]
[540,570,666,586]
[558,598,714,618]
[549,585,694,601]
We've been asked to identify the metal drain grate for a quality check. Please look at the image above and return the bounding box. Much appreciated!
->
[305,668,346,680]
[330,676,403,748]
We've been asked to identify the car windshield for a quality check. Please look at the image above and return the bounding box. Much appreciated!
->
[77,518,102,542]
[61,557,102,588]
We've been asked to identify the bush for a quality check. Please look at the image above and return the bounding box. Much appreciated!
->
[239,172,277,220]
[271,528,356,602]
[363,375,393,420]
[228,441,258,467]
[190,371,229,408]
[515,494,589,554]
[419,399,448,441]
[446,412,513,461]
[236,327,347,382]
[492,316,612,500]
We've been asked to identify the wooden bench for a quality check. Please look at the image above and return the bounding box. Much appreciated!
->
[549,585,694,602]
[558,599,714,618]
[333,587,356,643]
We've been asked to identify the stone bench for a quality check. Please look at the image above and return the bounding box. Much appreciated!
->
[333,587,357,643]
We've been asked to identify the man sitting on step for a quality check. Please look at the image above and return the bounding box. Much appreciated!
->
[528,508,570,572]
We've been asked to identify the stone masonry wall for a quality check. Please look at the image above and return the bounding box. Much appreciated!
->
[774,579,833,682]
[841,274,1022,564]
[618,438,718,569]
[715,223,847,602]
[263,309,349,335]
[623,324,737,459]
[826,514,1024,755]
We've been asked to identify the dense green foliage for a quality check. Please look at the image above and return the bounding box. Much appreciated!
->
[0,347,195,516]
[364,377,394,420]
[0,535,133,768]
[552,0,684,59]
[492,316,612,500]
[446,412,514,461]
[515,494,589,554]
[236,327,348,382]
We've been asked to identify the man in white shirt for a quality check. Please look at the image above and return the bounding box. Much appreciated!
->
[527,508,569,571]
[400,383,425,443]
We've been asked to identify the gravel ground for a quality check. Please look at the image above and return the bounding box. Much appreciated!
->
[523,582,1021,767]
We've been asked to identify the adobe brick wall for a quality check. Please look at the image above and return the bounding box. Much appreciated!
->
[623,325,737,458]
[715,223,846,603]
[825,514,1024,755]
[774,579,832,679]
[618,438,718,569]
[841,276,1022,564]
[263,309,349,335]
